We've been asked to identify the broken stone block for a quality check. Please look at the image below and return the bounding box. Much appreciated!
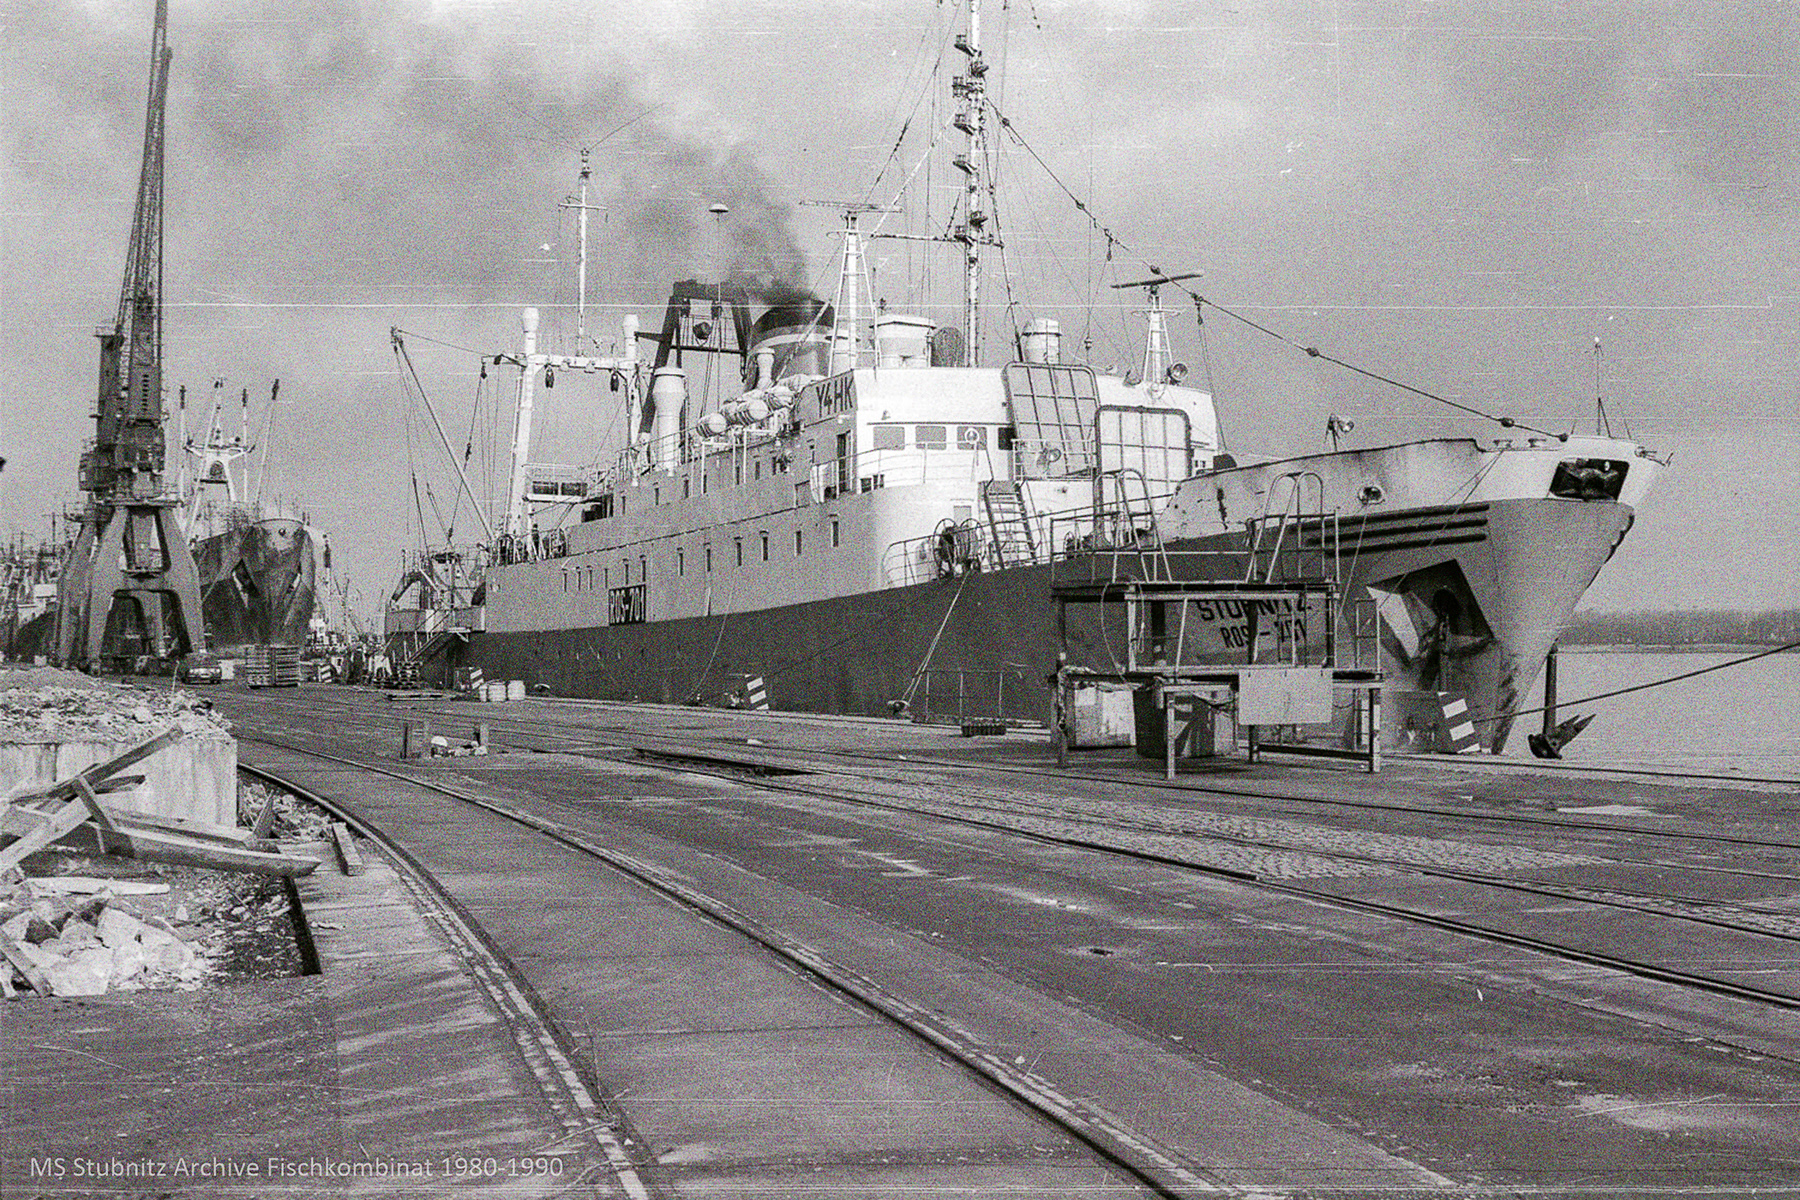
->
[95,906,144,948]
[56,920,102,951]
[109,938,148,983]
[29,896,73,930]
[43,947,112,996]
[146,935,195,974]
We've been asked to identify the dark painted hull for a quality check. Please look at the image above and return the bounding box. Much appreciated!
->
[440,495,1638,753]
[193,519,317,650]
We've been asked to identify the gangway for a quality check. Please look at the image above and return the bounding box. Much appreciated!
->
[1047,473,1381,775]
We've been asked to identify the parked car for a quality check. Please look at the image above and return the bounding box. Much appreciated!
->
[178,653,223,684]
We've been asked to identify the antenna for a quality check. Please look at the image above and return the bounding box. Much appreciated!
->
[803,201,898,374]
[558,150,608,346]
[1111,272,1203,387]
[1592,337,1613,437]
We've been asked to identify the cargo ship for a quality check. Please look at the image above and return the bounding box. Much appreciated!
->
[181,381,321,652]
[390,3,1662,752]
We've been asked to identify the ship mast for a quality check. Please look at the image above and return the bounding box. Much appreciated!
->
[501,157,642,544]
[559,148,606,347]
[954,0,990,364]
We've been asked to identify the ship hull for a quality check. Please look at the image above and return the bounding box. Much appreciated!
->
[441,492,1638,754]
[193,518,317,651]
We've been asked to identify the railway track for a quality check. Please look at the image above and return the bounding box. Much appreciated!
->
[279,688,1800,858]
[220,690,1800,1192]
[241,739,1218,1200]
[245,701,1800,1026]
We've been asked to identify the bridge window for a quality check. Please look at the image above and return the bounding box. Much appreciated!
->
[871,424,904,450]
[915,424,947,450]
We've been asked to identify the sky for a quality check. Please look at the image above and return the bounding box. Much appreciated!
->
[3,0,1797,628]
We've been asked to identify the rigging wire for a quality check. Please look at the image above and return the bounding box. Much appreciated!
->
[983,97,1563,439]
[1475,642,1800,726]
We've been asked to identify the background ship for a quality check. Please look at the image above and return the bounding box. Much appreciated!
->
[0,527,72,661]
[181,381,322,652]
[388,3,1662,754]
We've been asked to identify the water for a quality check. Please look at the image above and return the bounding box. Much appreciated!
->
[1497,648,1799,781]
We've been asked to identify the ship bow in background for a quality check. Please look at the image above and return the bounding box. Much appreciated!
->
[193,515,318,651]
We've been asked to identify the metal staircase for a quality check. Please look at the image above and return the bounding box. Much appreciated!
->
[980,480,1037,567]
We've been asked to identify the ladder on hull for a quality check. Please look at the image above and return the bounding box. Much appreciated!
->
[981,480,1037,567]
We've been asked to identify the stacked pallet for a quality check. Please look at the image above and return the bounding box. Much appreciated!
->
[244,645,301,688]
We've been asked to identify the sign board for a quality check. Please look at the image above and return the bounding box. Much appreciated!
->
[1238,667,1334,726]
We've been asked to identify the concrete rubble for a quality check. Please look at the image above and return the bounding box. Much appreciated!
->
[0,876,206,997]
[0,666,232,746]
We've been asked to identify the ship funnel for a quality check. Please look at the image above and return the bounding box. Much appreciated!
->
[745,298,834,385]
[649,366,687,473]
[1020,318,1061,364]
[874,314,936,368]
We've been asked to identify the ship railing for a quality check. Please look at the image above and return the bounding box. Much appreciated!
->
[907,666,1032,727]
[810,447,999,502]
[877,492,1176,588]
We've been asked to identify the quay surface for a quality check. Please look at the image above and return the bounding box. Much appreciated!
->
[7,683,1798,1198]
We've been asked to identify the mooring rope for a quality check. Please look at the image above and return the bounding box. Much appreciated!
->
[1474,640,1800,725]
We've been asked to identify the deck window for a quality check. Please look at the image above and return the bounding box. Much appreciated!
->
[831,517,840,547]
[760,532,770,562]
[794,529,803,556]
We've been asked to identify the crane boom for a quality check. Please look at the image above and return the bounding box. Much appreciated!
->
[55,0,206,671]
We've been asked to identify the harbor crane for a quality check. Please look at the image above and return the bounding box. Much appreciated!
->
[55,0,206,670]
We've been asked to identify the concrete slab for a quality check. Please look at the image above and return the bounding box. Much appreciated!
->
[290,849,608,1194]
[0,736,237,826]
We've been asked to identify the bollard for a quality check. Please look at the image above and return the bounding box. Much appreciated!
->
[473,722,490,749]
[401,718,431,759]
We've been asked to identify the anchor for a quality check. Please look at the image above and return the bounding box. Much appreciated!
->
[1528,712,1594,760]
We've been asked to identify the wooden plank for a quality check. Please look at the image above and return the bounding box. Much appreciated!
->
[48,823,320,877]
[330,822,366,877]
[0,792,96,874]
[251,792,277,839]
[0,927,52,995]
[108,809,253,845]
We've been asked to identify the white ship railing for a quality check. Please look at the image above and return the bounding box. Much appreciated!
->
[880,490,1180,588]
